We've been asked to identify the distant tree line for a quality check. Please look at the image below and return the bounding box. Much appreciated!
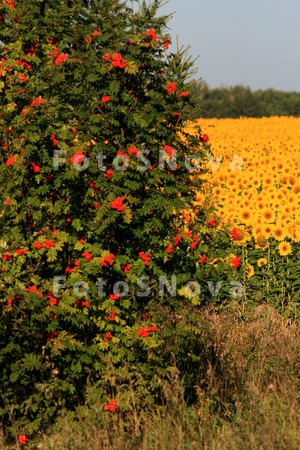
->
[189,80,300,118]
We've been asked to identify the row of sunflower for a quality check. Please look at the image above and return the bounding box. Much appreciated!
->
[187,116,300,317]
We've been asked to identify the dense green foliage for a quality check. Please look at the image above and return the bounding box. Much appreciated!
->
[189,80,300,118]
[0,0,241,444]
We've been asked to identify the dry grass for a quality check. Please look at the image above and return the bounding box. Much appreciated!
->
[1,303,299,450]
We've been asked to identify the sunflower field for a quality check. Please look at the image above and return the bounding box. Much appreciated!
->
[187,116,300,317]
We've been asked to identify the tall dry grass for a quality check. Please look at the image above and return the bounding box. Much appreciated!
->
[1,303,299,450]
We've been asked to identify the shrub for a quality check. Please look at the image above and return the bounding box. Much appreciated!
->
[0,0,246,444]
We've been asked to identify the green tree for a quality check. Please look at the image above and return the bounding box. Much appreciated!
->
[0,0,217,442]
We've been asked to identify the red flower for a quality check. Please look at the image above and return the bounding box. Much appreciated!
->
[201,134,209,143]
[48,293,58,306]
[34,241,43,250]
[231,227,238,239]
[198,254,207,264]
[105,169,114,179]
[111,53,127,68]
[139,251,152,265]
[111,197,124,212]
[26,286,43,297]
[109,293,120,301]
[102,53,112,61]
[51,133,58,146]
[54,54,68,65]
[76,299,90,308]
[19,73,27,82]
[93,202,99,208]
[184,231,191,237]
[18,435,29,445]
[104,399,117,411]
[191,235,199,249]
[166,245,173,254]
[106,310,116,321]
[104,332,113,342]
[100,253,115,267]
[146,325,157,332]
[164,39,170,50]
[166,82,177,94]
[174,233,181,246]
[5,201,12,206]
[70,151,84,164]
[5,0,15,9]
[2,252,12,261]
[231,257,241,269]
[16,59,31,71]
[163,145,174,157]
[30,162,41,173]
[82,251,93,262]
[16,248,27,256]
[43,239,56,248]
[91,30,101,36]
[179,91,189,98]
[6,155,15,166]
[137,327,149,337]
[128,146,140,156]
[101,95,111,104]
[122,264,132,274]
[31,97,44,107]
[145,29,157,41]
[208,220,216,227]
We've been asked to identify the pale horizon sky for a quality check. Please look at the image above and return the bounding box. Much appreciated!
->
[158,0,300,92]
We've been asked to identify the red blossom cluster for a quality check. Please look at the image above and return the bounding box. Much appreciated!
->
[198,254,207,264]
[48,292,58,306]
[76,299,90,308]
[139,251,152,265]
[31,97,44,107]
[65,260,80,273]
[103,53,127,69]
[6,155,15,166]
[18,435,29,445]
[109,293,120,300]
[106,310,116,321]
[54,53,68,65]
[100,253,115,267]
[70,151,84,164]
[104,399,117,411]
[231,256,241,269]
[145,29,157,41]
[104,332,113,342]
[34,239,56,250]
[166,82,177,94]
[16,248,27,256]
[173,233,181,246]
[30,162,41,173]
[111,197,124,212]
[163,144,174,157]
[16,59,31,71]
[101,95,111,104]
[51,132,58,146]
[191,235,199,249]
[2,252,12,261]
[26,286,43,297]
[166,245,173,254]
[137,325,157,338]
[208,219,216,227]
[105,169,114,179]
[82,251,93,262]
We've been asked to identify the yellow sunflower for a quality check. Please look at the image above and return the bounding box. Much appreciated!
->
[277,241,292,257]
[272,226,286,241]
[246,263,255,278]
[257,258,267,267]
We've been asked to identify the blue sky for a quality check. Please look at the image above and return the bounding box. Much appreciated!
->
[158,0,300,92]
